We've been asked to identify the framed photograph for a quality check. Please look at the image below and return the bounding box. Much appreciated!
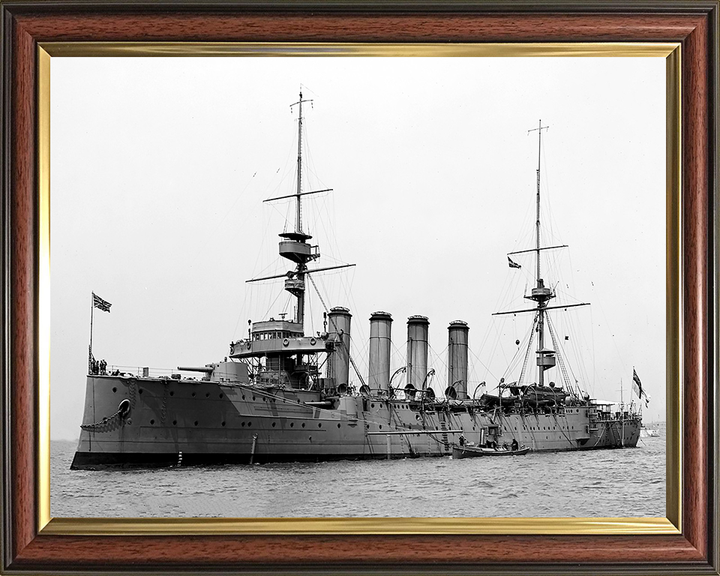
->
[1,2,717,574]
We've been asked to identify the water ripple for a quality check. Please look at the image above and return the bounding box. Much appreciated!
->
[51,433,666,518]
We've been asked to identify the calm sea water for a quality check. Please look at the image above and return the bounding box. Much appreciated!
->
[51,428,665,518]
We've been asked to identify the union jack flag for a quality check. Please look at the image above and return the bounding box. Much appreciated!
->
[92,292,112,312]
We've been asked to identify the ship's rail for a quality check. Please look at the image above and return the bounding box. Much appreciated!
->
[99,365,200,380]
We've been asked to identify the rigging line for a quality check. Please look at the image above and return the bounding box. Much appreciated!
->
[549,313,584,397]
[484,258,530,347]
[513,319,536,377]
[259,288,289,323]
[306,272,368,388]
[516,313,539,385]
[551,411,577,448]
[427,342,447,379]
[387,403,413,453]
[484,249,539,372]
[565,308,591,394]
[311,268,366,353]
[469,337,499,384]
[546,316,576,395]
[188,172,261,269]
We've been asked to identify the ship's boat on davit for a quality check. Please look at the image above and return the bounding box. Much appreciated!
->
[71,95,644,470]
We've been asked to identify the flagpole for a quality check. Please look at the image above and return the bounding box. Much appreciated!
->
[620,377,625,448]
[89,292,94,374]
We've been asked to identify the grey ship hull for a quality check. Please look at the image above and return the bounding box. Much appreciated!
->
[71,375,641,470]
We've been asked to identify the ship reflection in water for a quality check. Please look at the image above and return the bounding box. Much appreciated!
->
[53,433,665,518]
[71,96,646,470]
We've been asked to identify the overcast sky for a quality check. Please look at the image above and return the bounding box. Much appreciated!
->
[50,56,666,441]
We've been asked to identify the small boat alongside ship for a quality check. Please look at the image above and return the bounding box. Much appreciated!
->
[452,445,530,459]
[71,94,643,470]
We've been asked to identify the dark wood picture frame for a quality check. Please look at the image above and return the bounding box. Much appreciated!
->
[1,2,717,573]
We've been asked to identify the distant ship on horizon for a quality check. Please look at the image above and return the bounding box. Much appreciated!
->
[71,93,643,470]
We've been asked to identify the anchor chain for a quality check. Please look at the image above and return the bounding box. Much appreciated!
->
[128,379,137,408]
[160,380,169,423]
[80,405,127,433]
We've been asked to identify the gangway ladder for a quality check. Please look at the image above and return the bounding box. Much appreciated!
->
[440,418,450,453]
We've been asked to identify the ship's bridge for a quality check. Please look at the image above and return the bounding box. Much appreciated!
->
[229,334,328,358]
[251,319,304,338]
[229,318,329,358]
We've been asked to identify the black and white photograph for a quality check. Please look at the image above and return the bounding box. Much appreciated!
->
[50,55,666,519]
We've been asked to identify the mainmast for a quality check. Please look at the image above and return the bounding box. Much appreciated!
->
[528,120,552,387]
[533,120,546,282]
[494,121,589,390]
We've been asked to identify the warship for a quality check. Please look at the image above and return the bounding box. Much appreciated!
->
[71,96,642,470]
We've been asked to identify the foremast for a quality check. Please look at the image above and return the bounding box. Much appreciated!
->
[248,90,351,333]
[276,91,319,331]
[236,90,357,392]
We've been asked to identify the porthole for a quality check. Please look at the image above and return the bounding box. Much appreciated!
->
[150,419,155,425]
[301,423,306,428]
[337,423,341,428]
[379,425,383,430]
[138,389,144,395]
[290,423,294,427]
[272,422,276,427]
[173,420,177,425]
[371,403,375,408]
[112,387,117,393]
[170,391,174,396]
[252,396,256,401]
[309,436,312,441]
[318,423,322,428]
[219,393,224,399]
[242,395,246,400]
[241,422,246,427]
[205,393,210,398]
[248,422,252,427]
[192,392,196,397]
[194,421,199,426]
[221,421,226,427]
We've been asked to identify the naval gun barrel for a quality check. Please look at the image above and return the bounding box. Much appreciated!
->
[177,366,214,373]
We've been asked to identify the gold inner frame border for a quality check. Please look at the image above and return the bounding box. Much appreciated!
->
[36,41,682,537]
